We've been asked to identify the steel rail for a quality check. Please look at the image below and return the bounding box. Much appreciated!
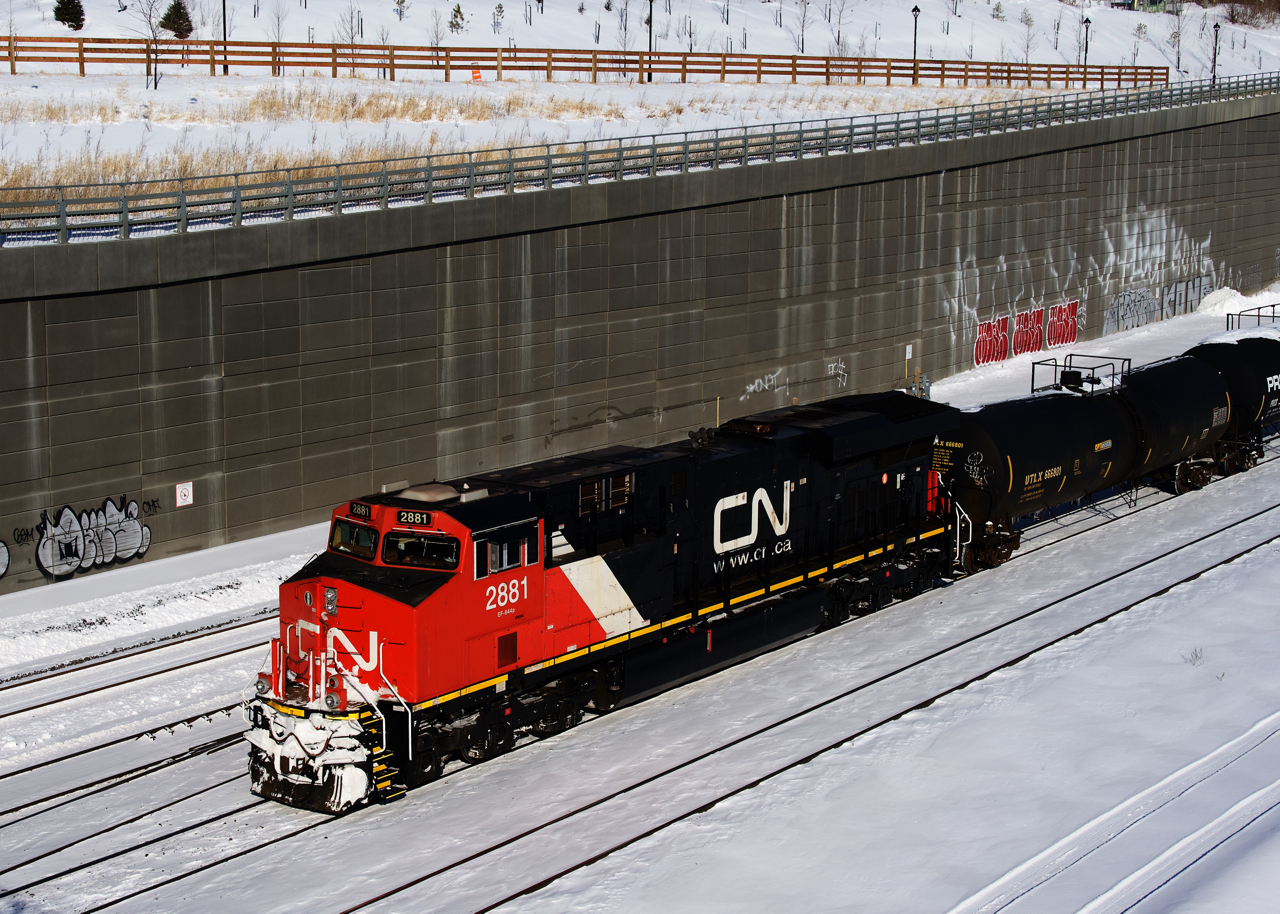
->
[52,496,1280,914]
[1,70,1274,248]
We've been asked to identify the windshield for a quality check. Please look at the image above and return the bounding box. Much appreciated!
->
[382,532,461,570]
[330,519,378,561]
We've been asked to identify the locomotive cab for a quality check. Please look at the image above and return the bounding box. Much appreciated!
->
[246,483,544,814]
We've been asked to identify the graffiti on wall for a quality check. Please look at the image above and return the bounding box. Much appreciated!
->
[973,316,1010,366]
[1011,308,1046,357]
[1105,275,1214,335]
[35,495,152,580]
[0,541,7,579]
[1046,301,1081,348]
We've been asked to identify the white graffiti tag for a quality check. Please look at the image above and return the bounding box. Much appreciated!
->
[827,358,848,387]
[35,496,152,579]
[0,541,8,579]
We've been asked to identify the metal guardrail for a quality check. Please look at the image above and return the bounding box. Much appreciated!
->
[2,70,1277,249]
[1226,303,1280,331]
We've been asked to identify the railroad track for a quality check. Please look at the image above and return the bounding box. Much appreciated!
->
[12,486,1277,914]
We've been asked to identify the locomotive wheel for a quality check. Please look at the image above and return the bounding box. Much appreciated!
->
[532,699,582,737]
[461,721,514,764]
[414,744,444,784]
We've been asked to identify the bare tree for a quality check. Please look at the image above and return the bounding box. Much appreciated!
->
[131,0,168,88]
[1073,12,1086,66]
[266,0,287,43]
[827,0,849,56]
[428,5,446,45]
[332,0,360,75]
[1167,0,1186,71]
[788,0,813,54]
[616,0,634,51]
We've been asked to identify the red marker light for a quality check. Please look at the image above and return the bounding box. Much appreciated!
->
[882,473,889,484]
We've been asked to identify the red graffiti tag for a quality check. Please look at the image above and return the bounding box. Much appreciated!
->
[1011,308,1045,357]
[1046,300,1080,348]
[974,316,1010,366]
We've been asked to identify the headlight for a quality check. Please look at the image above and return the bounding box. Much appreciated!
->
[255,675,270,694]
[324,693,340,710]
[324,587,338,615]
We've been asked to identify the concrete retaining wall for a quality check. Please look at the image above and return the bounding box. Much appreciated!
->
[2,94,1278,592]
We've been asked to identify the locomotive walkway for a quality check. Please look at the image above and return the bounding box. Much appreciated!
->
[0,70,1276,248]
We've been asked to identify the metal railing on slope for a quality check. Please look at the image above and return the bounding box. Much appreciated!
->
[1227,303,1280,331]
[1,71,1276,249]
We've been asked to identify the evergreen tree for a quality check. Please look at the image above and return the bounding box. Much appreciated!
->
[53,0,85,31]
[448,3,466,32]
[159,0,194,39]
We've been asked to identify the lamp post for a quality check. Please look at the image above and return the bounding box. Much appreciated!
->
[1212,21,1220,84]
[1083,17,1091,69]
[912,5,920,60]
[221,0,228,75]
[647,0,654,83]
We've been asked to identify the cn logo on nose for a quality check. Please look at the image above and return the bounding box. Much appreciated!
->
[1268,374,1280,393]
[713,482,791,555]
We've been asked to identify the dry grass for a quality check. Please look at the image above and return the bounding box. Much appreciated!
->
[0,79,1071,193]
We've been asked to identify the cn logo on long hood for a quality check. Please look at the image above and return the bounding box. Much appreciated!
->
[713,482,790,555]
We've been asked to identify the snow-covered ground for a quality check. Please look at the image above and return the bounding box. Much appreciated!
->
[1,0,1277,183]
[3,294,1280,912]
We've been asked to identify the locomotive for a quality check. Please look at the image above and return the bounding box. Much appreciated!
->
[246,326,1280,815]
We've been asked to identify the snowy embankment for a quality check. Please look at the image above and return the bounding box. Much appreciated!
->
[2,0,1279,185]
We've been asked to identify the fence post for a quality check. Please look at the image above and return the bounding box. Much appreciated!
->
[55,188,67,243]
[546,49,552,82]
[286,171,295,220]
[390,46,396,81]
[791,55,796,84]
[334,165,343,214]
[381,163,390,208]
[591,50,597,83]
[756,55,762,84]
[178,179,188,232]
[544,148,552,189]
[272,42,279,76]
[467,152,475,198]
[445,48,451,81]
[494,48,500,81]
[145,40,152,78]
[425,163,434,202]
[506,152,514,194]
[209,41,215,75]
[7,34,13,75]
[681,53,687,83]
[331,44,337,77]
[912,58,918,86]
[719,53,725,82]
[233,176,242,226]
[824,57,829,85]
[77,38,84,76]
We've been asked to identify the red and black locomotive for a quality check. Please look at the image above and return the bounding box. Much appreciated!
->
[247,390,957,813]
[247,328,1280,814]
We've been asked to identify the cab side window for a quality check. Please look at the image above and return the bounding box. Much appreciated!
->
[474,524,540,579]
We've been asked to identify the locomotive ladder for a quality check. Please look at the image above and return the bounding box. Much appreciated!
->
[363,715,408,802]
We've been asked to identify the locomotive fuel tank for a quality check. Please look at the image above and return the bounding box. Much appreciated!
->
[935,392,1140,535]
[1120,356,1231,478]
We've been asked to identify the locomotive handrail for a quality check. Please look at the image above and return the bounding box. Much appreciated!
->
[1,69,1277,248]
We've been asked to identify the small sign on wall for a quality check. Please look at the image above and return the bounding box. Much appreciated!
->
[176,482,194,508]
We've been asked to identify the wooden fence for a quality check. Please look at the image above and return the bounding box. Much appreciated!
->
[2,35,1169,88]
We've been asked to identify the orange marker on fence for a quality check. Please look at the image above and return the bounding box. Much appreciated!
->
[471,64,481,81]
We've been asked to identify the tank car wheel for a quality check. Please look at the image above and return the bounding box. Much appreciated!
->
[532,699,582,737]
[1174,462,1193,495]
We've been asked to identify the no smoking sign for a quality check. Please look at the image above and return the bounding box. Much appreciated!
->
[175,482,194,508]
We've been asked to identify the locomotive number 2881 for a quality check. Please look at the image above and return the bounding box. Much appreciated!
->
[487,577,528,610]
